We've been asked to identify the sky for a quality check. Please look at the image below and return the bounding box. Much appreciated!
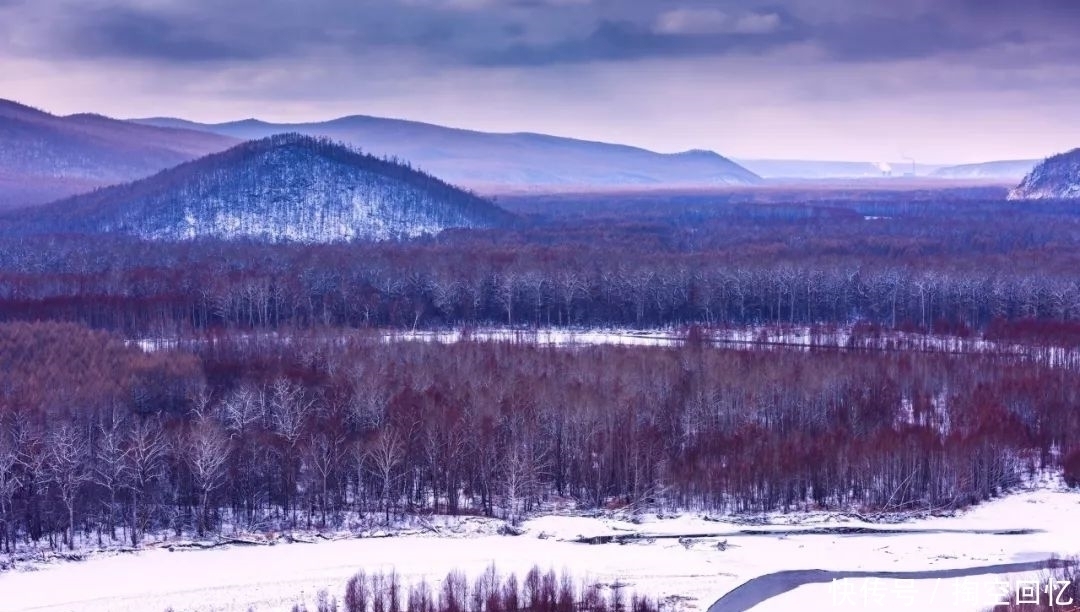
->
[2,0,1079,164]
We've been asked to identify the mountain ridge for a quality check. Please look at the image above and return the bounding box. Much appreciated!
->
[131,114,762,190]
[0,98,238,208]
[932,159,1038,181]
[735,158,944,179]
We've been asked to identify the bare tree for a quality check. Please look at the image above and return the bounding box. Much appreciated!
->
[269,378,317,520]
[47,424,92,550]
[555,271,585,327]
[186,418,231,536]
[14,423,49,544]
[503,443,543,526]
[0,427,21,553]
[349,370,389,432]
[366,428,404,523]
[494,272,520,326]
[123,418,168,545]
[306,430,346,527]
[270,379,315,446]
[93,415,131,544]
[221,385,264,436]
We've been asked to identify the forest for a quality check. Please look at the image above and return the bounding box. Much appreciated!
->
[1,189,1080,336]
[2,319,1078,555]
[1,187,1080,557]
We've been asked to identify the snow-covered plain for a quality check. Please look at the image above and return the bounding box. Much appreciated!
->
[2,485,1077,612]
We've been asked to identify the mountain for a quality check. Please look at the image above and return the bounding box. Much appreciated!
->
[132,115,761,190]
[735,159,943,179]
[1008,149,1080,200]
[931,159,1038,181]
[16,134,513,242]
[0,99,238,209]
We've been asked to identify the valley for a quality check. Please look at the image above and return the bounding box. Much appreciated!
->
[1,48,1079,611]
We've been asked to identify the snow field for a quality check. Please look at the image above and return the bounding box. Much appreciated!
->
[2,486,1077,612]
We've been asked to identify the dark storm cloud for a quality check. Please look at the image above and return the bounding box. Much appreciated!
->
[4,0,479,63]
[474,16,800,65]
[475,0,1075,67]
[66,6,282,61]
[5,0,1080,67]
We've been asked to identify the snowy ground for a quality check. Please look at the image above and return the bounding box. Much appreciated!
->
[2,484,1077,612]
[132,325,1080,371]
[382,326,1080,368]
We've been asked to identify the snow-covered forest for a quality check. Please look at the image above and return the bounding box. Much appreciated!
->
[4,189,1080,334]
[2,320,1079,558]
[1,187,1080,612]
[10,134,512,242]
[1009,148,1080,200]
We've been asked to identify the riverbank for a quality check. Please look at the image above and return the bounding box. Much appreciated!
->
[2,484,1076,611]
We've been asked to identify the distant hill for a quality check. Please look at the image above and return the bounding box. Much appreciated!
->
[931,159,1038,181]
[15,134,513,242]
[132,115,761,190]
[0,99,237,208]
[1008,149,1080,200]
[736,159,943,179]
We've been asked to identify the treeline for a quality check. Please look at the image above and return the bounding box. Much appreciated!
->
[0,186,1079,333]
[2,189,1080,334]
[2,322,1078,554]
[2,238,1080,336]
[285,566,664,612]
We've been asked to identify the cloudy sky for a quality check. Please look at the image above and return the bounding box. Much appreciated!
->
[2,0,1079,163]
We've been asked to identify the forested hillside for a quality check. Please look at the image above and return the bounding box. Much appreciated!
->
[14,134,513,242]
[1009,149,1080,200]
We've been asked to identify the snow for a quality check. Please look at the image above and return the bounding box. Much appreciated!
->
[131,325,1080,372]
[750,574,1044,612]
[378,326,1080,369]
[384,328,687,348]
[3,485,1078,612]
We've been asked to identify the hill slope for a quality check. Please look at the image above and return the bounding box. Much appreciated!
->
[18,134,513,242]
[1008,149,1080,200]
[0,99,238,208]
[931,159,1038,181]
[133,115,761,190]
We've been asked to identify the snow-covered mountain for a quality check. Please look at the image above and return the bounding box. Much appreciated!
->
[1008,149,1080,200]
[133,115,761,190]
[931,159,1038,181]
[0,99,237,209]
[23,134,513,242]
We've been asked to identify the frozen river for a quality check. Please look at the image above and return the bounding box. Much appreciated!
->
[2,486,1077,612]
